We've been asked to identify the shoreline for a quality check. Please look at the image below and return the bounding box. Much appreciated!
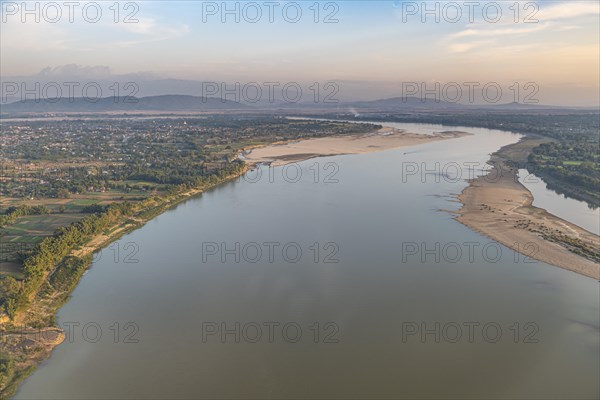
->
[455,138,600,280]
[0,167,248,398]
[242,126,471,167]
[4,129,596,397]
[0,126,470,397]
[246,127,599,279]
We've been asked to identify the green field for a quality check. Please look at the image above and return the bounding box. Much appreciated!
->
[1,214,87,273]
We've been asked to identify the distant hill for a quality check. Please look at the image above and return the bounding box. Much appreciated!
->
[260,96,472,111]
[346,96,466,110]
[0,95,248,113]
[269,96,572,112]
[343,97,576,111]
[486,101,554,110]
[0,94,587,115]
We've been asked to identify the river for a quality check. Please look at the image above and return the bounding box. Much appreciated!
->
[518,169,599,235]
[15,123,599,399]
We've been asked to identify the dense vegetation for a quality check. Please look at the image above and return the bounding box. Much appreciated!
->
[0,205,51,228]
[0,202,135,319]
[528,142,599,207]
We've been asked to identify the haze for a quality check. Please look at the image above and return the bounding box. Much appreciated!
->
[1,0,599,106]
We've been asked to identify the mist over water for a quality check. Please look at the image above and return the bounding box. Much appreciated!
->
[15,124,600,399]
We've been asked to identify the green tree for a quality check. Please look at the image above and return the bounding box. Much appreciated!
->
[4,298,18,320]
[57,188,70,199]
[0,277,20,299]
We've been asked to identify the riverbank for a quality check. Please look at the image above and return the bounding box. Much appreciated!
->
[455,137,600,280]
[0,167,248,398]
[0,125,472,397]
[243,126,470,166]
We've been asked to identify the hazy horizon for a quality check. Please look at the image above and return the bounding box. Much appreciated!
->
[1,1,599,107]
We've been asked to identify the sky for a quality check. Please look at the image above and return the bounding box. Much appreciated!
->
[1,0,599,106]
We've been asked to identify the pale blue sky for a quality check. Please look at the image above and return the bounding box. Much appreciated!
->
[1,1,598,105]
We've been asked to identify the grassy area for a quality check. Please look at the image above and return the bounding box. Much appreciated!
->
[495,135,554,166]
[1,213,85,278]
[0,189,156,280]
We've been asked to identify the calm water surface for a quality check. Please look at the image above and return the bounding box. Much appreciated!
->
[518,169,599,235]
[15,123,599,399]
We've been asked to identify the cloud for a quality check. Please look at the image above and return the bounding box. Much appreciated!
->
[448,24,547,40]
[1,64,169,81]
[538,2,599,21]
[0,4,190,52]
[443,1,599,54]
[447,40,494,54]
[0,20,71,51]
[114,18,190,47]
[36,65,112,78]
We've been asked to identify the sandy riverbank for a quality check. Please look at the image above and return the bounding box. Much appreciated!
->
[243,127,470,166]
[456,152,600,280]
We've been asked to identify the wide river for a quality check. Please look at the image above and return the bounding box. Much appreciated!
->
[15,123,599,399]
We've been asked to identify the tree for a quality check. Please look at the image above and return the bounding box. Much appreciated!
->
[0,277,20,299]
[57,188,70,199]
[0,355,15,388]
[4,298,18,320]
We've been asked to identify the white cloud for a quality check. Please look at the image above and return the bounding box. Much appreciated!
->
[448,24,547,40]
[448,40,493,53]
[114,20,191,47]
[0,20,71,51]
[0,3,190,52]
[36,64,112,78]
[443,1,599,54]
[538,2,599,21]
